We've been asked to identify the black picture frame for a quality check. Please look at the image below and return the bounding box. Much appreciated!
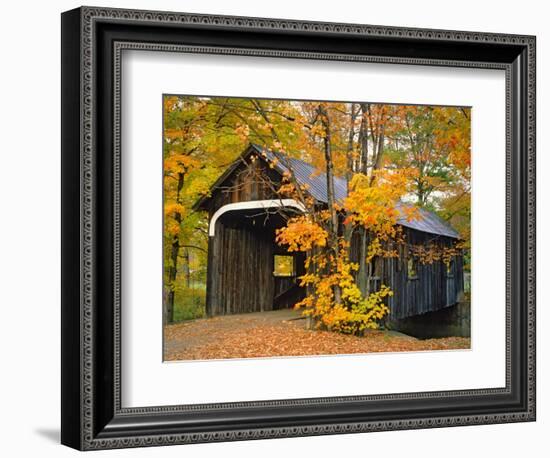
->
[61,6,536,450]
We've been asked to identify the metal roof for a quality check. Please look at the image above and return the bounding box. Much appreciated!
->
[394,203,459,239]
[253,144,460,239]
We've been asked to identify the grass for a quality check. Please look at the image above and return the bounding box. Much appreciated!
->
[173,286,206,322]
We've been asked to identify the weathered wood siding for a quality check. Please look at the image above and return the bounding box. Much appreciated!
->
[350,227,464,319]
[389,253,464,319]
[206,218,275,316]
[207,159,281,213]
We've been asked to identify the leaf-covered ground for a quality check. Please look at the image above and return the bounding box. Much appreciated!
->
[164,309,470,361]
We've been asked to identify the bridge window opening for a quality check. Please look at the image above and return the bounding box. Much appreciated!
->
[274,255,295,277]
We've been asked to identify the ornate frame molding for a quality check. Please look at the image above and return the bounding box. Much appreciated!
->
[61,6,536,450]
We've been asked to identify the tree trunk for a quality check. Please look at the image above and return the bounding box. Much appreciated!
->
[357,228,369,296]
[356,104,386,297]
[371,124,386,181]
[166,240,179,323]
[343,104,358,246]
[353,105,372,295]
[319,104,341,305]
[182,249,191,288]
[165,171,185,324]
[359,103,370,174]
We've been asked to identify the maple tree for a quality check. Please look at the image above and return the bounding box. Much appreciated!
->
[274,103,419,333]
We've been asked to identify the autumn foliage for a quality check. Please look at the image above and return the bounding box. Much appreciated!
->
[163,96,470,333]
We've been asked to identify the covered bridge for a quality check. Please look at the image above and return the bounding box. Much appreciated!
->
[194,144,464,322]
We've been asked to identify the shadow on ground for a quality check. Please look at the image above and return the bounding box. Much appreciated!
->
[35,428,59,443]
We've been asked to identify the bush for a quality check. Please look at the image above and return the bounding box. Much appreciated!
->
[173,287,206,321]
[319,284,392,335]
